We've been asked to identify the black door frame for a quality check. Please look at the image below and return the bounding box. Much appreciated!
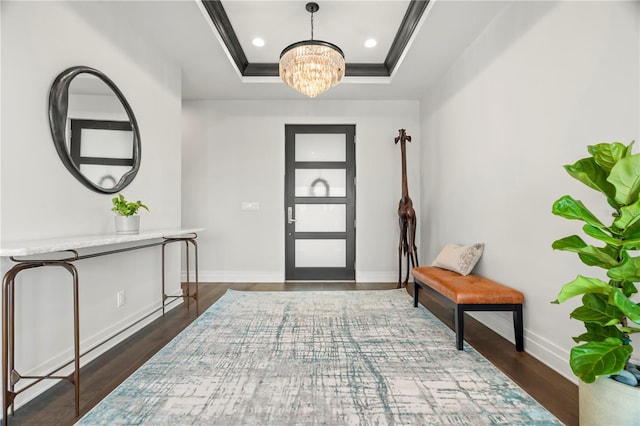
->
[284,124,356,281]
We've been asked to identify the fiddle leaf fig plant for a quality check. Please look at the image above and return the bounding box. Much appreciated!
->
[111,194,149,217]
[552,141,640,384]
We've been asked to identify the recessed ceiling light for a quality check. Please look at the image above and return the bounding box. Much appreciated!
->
[364,38,377,48]
[252,37,265,47]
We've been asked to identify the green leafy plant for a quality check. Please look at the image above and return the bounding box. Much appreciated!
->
[111,194,149,217]
[552,141,640,384]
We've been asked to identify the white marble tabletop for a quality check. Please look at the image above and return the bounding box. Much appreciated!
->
[0,228,204,257]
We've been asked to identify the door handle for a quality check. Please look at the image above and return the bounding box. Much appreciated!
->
[287,206,297,224]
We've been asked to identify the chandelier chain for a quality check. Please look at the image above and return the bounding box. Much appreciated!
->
[310,10,314,40]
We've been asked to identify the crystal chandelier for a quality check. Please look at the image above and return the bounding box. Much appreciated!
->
[279,2,345,98]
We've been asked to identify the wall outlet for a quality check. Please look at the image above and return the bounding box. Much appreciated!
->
[241,201,260,211]
[117,290,126,308]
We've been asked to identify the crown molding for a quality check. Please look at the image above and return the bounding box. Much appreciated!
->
[200,0,430,78]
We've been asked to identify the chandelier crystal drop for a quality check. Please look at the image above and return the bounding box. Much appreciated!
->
[279,2,345,98]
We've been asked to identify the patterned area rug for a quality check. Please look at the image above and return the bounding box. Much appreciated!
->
[78,289,561,425]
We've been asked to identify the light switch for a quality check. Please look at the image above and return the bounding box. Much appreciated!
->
[241,201,260,211]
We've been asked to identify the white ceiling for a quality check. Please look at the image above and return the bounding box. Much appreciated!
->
[108,0,509,100]
[222,1,411,64]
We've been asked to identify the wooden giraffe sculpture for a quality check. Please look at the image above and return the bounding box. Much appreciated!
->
[395,129,418,288]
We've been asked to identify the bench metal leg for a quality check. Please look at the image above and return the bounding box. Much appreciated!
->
[514,304,524,351]
[413,281,419,307]
[455,305,465,350]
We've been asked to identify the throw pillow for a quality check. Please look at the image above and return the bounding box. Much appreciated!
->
[431,243,485,275]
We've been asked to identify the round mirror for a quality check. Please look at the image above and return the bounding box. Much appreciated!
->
[49,66,141,194]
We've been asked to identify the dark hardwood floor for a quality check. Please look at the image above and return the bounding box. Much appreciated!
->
[7,282,578,425]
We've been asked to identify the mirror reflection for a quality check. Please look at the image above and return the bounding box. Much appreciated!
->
[49,66,141,194]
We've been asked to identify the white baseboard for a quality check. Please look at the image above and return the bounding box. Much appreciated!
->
[467,312,577,384]
[524,328,577,383]
[355,271,397,283]
[187,270,285,283]
[187,270,398,283]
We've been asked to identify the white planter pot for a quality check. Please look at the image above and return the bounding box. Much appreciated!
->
[114,215,140,234]
[579,376,640,426]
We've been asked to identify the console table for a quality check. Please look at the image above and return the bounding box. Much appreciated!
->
[0,228,202,424]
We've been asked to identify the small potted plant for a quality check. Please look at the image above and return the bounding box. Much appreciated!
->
[111,194,149,234]
[552,141,640,424]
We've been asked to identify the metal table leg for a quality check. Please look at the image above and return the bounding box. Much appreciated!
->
[2,251,80,426]
[162,233,199,315]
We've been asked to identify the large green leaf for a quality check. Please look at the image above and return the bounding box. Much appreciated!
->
[608,153,640,205]
[554,276,611,303]
[614,197,640,231]
[573,251,616,270]
[552,235,587,250]
[573,322,624,343]
[570,338,633,383]
[577,253,602,267]
[578,247,618,268]
[611,288,640,324]
[588,142,630,172]
[583,225,621,246]
[600,244,623,261]
[621,238,640,250]
[552,236,618,268]
[571,306,621,326]
[570,294,622,326]
[552,195,605,228]
[623,216,640,237]
[608,255,640,282]
[620,221,640,248]
[564,157,616,199]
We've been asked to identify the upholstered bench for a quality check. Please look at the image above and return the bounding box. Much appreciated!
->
[412,266,524,351]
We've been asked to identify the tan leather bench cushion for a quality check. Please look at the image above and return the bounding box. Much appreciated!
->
[412,266,524,305]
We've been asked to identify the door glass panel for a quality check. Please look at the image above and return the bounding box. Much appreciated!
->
[295,169,346,197]
[79,128,133,159]
[295,204,345,232]
[295,134,346,162]
[295,240,346,267]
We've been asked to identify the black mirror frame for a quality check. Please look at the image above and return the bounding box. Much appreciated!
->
[49,66,141,194]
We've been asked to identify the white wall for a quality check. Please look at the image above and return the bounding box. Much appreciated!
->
[420,1,639,382]
[182,100,420,282]
[0,1,182,408]
[3,0,634,414]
